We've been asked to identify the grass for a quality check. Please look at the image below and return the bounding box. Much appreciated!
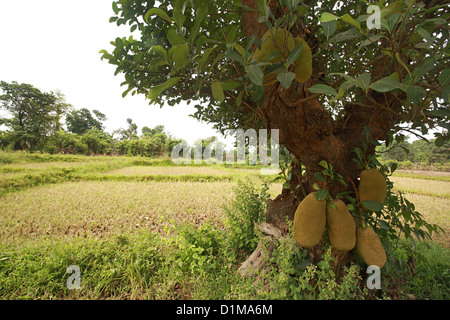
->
[0,151,449,300]
[400,193,450,247]
[0,181,237,244]
[393,170,450,182]
[390,176,450,199]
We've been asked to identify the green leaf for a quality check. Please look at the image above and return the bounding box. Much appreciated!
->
[320,12,339,23]
[438,69,450,87]
[340,14,363,33]
[220,81,241,91]
[369,76,406,92]
[286,43,303,67]
[406,86,425,105]
[277,71,296,89]
[360,201,384,212]
[377,219,390,230]
[428,108,450,118]
[353,147,363,161]
[245,65,264,86]
[197,47,215,71]
[171,44,189,70]
[211,82,225,102]
[230,44,246,59]
[144,8,173,24]
[150,45,167,59]
[250,85,265,104]
[320,13,362,33]
[236,90,243,107]
[413,58,435,82]
[256,0,268,15]
[226,49,246,66]
[167,29,185,46]
[147,77,182,102]
[318,160,329,170]
[395,52,412,79]
[112,2,119,15]
[190,6,208,45]
[321,20,337,40]
[172,0,186,29]
[308,84,337,96]
[442,85,450,103]
[356,73,371,92]
[314,172,326,183]
[316,188,329,201]
[358,34,384,50]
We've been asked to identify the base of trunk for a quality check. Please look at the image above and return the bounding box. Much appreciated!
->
[265,191,299,233]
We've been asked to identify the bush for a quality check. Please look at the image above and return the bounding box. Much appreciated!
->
[81,129,113,155]
[223,181,269,257]
[44,131,89,155]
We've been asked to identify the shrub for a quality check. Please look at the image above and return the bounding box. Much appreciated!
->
[81,129,113,155]
[223,181,269,257]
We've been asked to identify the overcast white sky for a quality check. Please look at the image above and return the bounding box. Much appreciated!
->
[0,0,230,146]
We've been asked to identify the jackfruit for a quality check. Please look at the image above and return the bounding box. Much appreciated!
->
[293,37,312,83]
[326,199,356,251]
[356,226,386,268]
[253,29,295,63]
[293,192,326,248]
[358,169,387,210]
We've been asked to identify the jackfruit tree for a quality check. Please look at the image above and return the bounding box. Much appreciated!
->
[102,0,448,267]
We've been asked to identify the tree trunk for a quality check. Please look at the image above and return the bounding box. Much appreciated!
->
[240,0,401,272]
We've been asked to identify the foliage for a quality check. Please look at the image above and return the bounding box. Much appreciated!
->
[0,81,60,151]
[65,108,106,135]
[223,180,269,256]
[377,138,450,166]
[262,243,370,300]
[44,131,89,155]
[80,129,114,155]
[102,0,449,142]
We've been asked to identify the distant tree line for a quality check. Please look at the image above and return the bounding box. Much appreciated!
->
[376,138,450,170]
[0,80,184,157]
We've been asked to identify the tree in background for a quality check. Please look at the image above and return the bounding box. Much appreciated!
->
[81,129,114,155]
[141,124,165,137]
[377,138,450,168]
[52,90,73,132]
[66,108,107,135]
[0,81,59,151]
[114,117,139,140]
[103,0,448,269]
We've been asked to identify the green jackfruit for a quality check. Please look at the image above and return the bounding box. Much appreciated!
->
[293,37,312,83]
[356,226,387,268]
[253,28,295,63]
[293,192,326,248]
[326,199,356,251]
[358,169,387,210]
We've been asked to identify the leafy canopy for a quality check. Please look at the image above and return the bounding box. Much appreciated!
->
[102,0,449,145]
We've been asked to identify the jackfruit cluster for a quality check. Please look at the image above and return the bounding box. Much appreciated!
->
[294,193,357,250]
[293,193,387,268]
[252,28,312,85]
